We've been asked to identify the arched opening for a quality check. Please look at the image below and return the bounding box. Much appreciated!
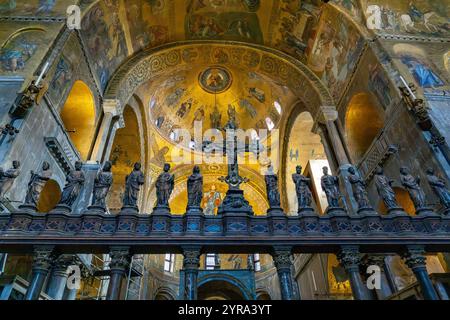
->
[154,288,175,300]
[284,110,328,214]
[108,106,142,211]
[327,254,352,298]
[378,187,415,216]
[37,179,61,212]
[345,92,384,162]
[198,280,246,300]
[60,81,96,160]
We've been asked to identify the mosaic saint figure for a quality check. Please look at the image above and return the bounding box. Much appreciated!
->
[59,161,85,207]
[202,185,222,215]
[400,55,444,88]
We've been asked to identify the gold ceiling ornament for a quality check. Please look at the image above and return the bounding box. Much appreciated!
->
[198,66,233,94]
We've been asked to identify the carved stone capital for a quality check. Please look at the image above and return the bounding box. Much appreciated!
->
[337,246,362,271]
[52,254,75,272]
[102,99,120,116]
[365,254,387,268]
[272,247,293,272]
[109,247,131,272]
[402,246,427,270]
[182,247,201,270]
[318,106,338,124]
[32,246,55,273]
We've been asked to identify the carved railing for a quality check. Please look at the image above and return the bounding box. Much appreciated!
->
[0,209,449,254]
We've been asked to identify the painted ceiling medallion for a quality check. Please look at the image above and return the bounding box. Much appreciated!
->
[198,66,232,94]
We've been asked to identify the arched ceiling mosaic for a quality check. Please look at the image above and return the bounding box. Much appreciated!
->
[135,53,298,142]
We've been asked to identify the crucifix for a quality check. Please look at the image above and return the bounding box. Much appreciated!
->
[215,107,254,215]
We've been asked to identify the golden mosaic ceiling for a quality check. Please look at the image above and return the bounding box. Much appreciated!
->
[137,61,297,143]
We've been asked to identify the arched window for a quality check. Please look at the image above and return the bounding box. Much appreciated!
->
[265,117,274,131]
[345,92,384,162]
[274,101,282,115]
[164,254,175,273]
[60,80,96,160]
[108,106,142,211]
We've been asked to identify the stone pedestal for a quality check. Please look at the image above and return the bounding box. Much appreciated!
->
[218,189,253,216]
[121,205,139,214]
[50,204,72,214]
[267,207,287,235]
[18,204,38,213]
[151,206,171,235]
[185,207,203,235]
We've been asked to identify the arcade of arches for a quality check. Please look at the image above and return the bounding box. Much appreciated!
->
[0,0,449,301]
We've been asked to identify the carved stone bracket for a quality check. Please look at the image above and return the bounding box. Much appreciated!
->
[357,138,398,182]
[44,137,75,175]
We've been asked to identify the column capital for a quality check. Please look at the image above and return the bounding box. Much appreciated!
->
[337,246,362,271]
[271,247,293,271]
[32,246,55,272]
[318,105,338,124]
[402,246,427,270]
[109,247,131,272]
[182,246,201,270]
[52,254,74,273]
[102,99,120,116]
[365,254,387,268]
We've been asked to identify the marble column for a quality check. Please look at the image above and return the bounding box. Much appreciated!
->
[46,255,72,300]
[25,246,54,300]
[319,106,350,166]
[402,246,439,300]
[90,99,120,163]
[182,247,201,300]
[272,247,296,300]
[366,255,393,300]
[62,287,78,300]
[337,246,372,300]
[316,106,358,214]
[103,119,125,162]
[106,247,131,300]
